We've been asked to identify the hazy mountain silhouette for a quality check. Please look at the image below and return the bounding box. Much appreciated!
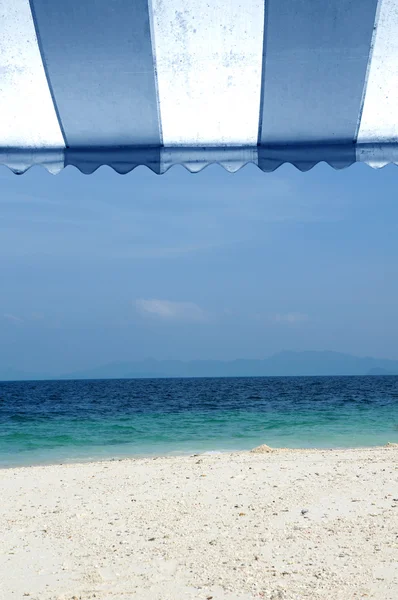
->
[59,351,398,379]
[0,367,49,382]
[2,351,398,381]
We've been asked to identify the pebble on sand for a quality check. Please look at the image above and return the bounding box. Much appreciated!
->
[250,444,274,454]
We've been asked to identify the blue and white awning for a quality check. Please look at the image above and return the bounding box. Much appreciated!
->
[1,0,398,174]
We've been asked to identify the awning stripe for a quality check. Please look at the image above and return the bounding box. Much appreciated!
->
[28,0,67,147]
[29,0,161,149]
[357,0,398,143]
[259,0,378,146]
[64,147,162,175]
[0,149,65,175]
[150,0,265,146]
[160,147,258,173]
[0,0,64,149]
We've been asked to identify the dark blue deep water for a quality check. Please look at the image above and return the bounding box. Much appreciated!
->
[1,376,398,467]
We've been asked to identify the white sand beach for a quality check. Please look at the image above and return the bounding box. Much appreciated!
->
[1,446,398,600]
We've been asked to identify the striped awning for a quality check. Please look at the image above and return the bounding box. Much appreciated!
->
[1,0,398,174]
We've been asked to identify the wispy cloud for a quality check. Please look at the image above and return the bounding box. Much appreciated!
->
[271,312,309,324]
[135,299,207,322]
[3,313,23,323]
[31,312,44,321]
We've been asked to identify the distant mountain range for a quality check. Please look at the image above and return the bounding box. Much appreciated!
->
[2,351,398,381]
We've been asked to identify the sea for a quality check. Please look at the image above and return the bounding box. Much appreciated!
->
[1,376,398,468]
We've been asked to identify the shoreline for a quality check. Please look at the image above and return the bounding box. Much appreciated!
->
[1,441,397,471]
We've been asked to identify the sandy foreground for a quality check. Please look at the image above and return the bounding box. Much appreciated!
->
[1,446,398,600]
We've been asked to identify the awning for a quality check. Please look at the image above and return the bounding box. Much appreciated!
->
[1,0,398,174]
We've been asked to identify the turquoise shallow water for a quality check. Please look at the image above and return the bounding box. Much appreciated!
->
[1,376,398,467]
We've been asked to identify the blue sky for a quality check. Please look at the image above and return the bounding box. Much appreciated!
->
[1,162,397,375]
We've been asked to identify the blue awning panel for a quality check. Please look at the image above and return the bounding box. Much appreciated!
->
[259,0,378,145]
[1,0,398,174]
[30,0,161,148]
